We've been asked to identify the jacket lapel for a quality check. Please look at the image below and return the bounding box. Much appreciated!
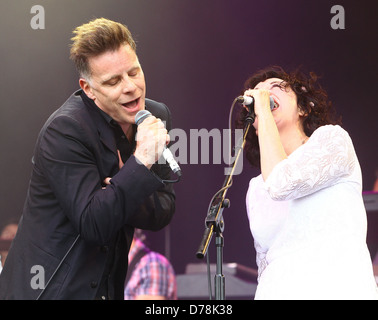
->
[79,89,118,157]
[97,121,118,156]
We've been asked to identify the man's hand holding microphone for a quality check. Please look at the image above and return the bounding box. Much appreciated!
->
[134,114,170,169]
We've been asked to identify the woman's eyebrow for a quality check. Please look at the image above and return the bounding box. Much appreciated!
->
[255,80,286,90]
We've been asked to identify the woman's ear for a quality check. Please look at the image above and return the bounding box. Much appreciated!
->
[298,105,309,117]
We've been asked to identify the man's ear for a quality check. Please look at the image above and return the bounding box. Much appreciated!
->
[79,78,96,100]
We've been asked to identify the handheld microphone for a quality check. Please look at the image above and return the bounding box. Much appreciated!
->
[135,110,182,176]
[237,96,276,110]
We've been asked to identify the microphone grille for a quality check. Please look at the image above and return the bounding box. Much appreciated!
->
[135,110,151,125]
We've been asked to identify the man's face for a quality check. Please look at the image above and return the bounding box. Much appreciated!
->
[80,44,146,129]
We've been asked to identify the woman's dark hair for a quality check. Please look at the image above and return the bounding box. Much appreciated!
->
[236,65,342,168]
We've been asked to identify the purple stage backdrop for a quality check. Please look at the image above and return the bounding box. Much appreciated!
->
[0,0,377,276]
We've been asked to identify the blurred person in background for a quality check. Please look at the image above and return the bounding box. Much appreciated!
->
[124,229,177,300]
[0,221,18,267]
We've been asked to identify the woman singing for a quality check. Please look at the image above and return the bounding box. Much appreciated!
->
[237,66,378,299]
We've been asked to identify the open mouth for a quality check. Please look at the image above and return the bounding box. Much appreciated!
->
[121,98,140,110]
[272,100,279,110]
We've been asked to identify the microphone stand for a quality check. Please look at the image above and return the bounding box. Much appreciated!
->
[196,111,255,300]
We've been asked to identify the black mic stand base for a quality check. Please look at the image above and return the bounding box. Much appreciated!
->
[214,232,225,300]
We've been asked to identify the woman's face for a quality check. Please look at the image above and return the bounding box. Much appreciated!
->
[253,77,305,134]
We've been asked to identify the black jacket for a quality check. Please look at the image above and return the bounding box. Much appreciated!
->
[0,90,175,299]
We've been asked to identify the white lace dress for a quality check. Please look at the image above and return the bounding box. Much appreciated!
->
[246,125,378,299]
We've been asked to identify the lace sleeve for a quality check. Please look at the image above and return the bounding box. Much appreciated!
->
[264,125,356,201]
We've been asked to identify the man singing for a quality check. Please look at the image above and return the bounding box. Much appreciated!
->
[0,18,176,300]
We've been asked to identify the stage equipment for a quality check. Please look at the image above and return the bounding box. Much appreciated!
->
[195,96,256,300]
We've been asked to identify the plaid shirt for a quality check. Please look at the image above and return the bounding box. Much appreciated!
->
[124,238,177,300]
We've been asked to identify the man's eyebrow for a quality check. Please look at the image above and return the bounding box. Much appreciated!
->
[100,66,141,84]
[101,74,121,84]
